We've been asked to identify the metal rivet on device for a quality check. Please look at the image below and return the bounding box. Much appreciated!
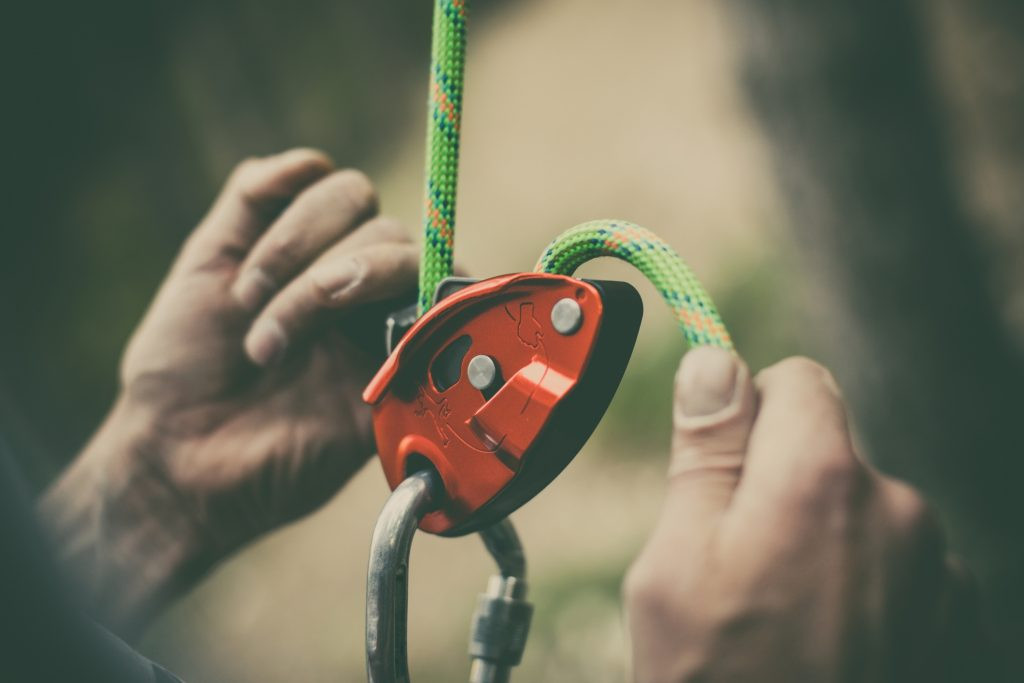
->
[467,355,498,391]
[551,298,583,335]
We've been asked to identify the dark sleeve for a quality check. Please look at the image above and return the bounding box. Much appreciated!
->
[0,440,183,682]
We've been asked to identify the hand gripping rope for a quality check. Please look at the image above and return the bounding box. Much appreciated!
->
[365,2,733,681]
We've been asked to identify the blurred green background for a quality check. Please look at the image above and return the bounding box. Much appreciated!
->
[3,0,1023,680]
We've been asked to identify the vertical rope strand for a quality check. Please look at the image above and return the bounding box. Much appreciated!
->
[419,0,467,315]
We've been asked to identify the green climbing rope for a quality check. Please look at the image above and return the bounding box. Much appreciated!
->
[536,220,732,349]
[419,0,466,315]
[418,0,733,350]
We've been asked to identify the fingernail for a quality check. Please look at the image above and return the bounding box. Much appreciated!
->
[246,318,288,366]
[314,259,363,304]
[677,346,739,417]
[233,267,276,311]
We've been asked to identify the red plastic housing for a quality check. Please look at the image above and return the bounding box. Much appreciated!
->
[363,273,607,534]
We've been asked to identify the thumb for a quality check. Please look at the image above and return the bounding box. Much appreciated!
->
[666,346,758,524]
[623,347,759,633]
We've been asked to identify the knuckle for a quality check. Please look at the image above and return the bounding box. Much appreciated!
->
[228,156,264,190]
[812,447,866,501]
[623,558,667,613]
[624,555,698,634]
[811,432,860,479]
[309,254,367,305]
[325,168,379,216]
[762,356,835,390]
[784,426,867,508]
[811,432,864,487]
[885,480,943,550]
[288,146,333,166]
[307,270,334,305]
[945,554,978,595]
[266,234,300,266]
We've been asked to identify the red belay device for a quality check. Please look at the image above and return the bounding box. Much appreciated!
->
[363,274,642,536]
[362,275,642,683]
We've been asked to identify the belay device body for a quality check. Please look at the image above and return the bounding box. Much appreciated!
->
[363,273,642,536]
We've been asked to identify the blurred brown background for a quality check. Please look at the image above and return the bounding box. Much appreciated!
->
[2,0,1022,680]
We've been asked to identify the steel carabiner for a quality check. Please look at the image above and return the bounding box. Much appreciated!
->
[365,470,533,683]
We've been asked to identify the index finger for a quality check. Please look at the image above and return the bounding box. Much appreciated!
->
[182,148,334,267]
[720,358,866,544]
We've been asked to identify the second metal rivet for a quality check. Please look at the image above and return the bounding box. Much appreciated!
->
[551,298,583,335]
[467,355,498,391]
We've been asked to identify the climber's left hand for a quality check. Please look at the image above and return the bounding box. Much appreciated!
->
[40,149,416,637]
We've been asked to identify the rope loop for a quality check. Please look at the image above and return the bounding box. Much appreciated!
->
[535,220,733,350]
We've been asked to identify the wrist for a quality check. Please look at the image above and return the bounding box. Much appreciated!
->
[39,397,210,639]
